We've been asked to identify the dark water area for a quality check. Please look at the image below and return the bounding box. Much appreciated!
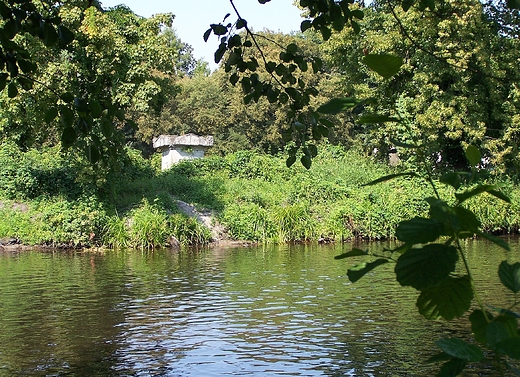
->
[0,239,518,376]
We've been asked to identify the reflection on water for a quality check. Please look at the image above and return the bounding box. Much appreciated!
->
[0,239,517,376]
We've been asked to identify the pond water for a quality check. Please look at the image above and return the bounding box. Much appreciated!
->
[0,239,518,376]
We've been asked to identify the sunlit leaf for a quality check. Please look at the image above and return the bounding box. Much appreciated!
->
[395,244,458,290]
[362,54,403,79]
[417,275,473,320]
[498,261,520,293]
[436,338,484,362]
[334,248,367,260]
[347,259,389,283]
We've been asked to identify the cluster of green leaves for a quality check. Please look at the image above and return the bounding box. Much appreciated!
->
[0,1,195,177]
[0,0,74,95]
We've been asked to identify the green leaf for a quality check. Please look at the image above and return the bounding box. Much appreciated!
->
[402,0,416,11]
[456,185,511,204]
[300,20,312,32]
[115,109,125,121]
[497,338,520,359]
[317,98,359,114]
[7,82,17,98]
[320,25,331,40]
[417,275,473,320]
[507,0,520,9]
[362,54,404,79]
[17,59,37,74]
[486,317,519,347]
[286,43,298,54]
[60,106,74,127]
[61,126,77,147]
[41,21,58,47]
[203,28,212,42]
[358,114,399,124]
[101,118,113,138]
[236,18,247,29]
[465,145,481,167]
[60,92,74,103]
[498,261,520,293]
[211,23,228,36]
[363,172,418,186]
[44,107,58,123]
[301,155,312,169]
[214,42,227,64]
[90,101,103,118]
[87,144,100,164]
[0,73,8,91]
[347,259,389,283]
[427,352,452,363]
[395,244,458,290]
[436,358,467,377]
[436,338,483,362]
[488,189,511,203]
[389,138,419,149]
[453,207,481,233]
[395,217,443,244]
[440,172,462,190]
[286,155,296,168]
[335,248,367,260]
[57,25,74,45]
[469,310,493,344]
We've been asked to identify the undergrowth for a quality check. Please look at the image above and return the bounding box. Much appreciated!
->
[0,141,518,247]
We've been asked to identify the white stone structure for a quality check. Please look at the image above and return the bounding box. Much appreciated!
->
[153,133,214,171]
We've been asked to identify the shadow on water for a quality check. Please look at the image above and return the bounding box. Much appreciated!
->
[0,239,518,376]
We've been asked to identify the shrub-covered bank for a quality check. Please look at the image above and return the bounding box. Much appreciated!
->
[0,142,518,248]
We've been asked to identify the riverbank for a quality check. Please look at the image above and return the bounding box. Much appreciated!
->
[0,142,518,249]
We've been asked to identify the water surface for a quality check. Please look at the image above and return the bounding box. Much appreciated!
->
[0,239,518,376]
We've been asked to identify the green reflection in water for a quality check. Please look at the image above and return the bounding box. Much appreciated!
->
[0,239,516,376]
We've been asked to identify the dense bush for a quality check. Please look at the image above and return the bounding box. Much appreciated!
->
[0,141,519,247]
